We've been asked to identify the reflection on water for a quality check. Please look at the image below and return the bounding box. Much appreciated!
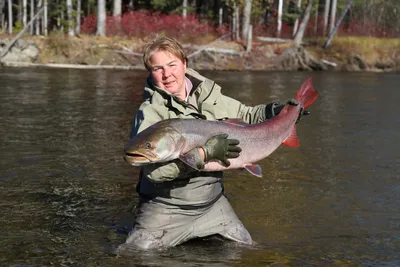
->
[0,68,399,266]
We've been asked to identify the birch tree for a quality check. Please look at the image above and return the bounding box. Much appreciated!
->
[0,0,5,30]
[182,0,187,18]
[232,3,240,40]
[277,0,283,37]
[67,0,74,36]
[43,0,47,35]
[23,0,27,27]
[293,0,302,36]
[36,0,42,35]
[76,0,81,34]
[113,0,121,17]
[322,0,331,36]
[294,0,314,46]
[30,0,34,34]
[329,0,337,34]
[242,0,252,40]
[7,0,12,33]
[97,0,106,36]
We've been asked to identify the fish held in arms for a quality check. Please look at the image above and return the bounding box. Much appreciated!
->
[124,77,318,177]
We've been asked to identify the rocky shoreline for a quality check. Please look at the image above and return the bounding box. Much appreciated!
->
[1,36,399,72]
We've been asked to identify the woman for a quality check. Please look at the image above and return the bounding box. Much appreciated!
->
[118,35,302,250]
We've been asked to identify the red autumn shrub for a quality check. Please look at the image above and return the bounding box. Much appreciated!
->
[80,10,225,40]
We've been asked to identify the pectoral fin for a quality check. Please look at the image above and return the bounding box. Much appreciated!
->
[244,164,262,177]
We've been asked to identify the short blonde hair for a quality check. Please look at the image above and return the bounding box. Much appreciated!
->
[142,35,187,71]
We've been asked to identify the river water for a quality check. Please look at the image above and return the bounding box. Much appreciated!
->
[0,68,399,266]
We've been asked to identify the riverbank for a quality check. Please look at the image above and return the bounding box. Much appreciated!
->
[1,33,399,72]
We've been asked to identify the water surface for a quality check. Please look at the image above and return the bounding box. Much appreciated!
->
[0,68,399,266]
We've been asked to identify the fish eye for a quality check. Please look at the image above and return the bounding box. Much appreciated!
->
[145,142,152,149]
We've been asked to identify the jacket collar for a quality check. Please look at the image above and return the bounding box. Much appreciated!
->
[143,70,207,118]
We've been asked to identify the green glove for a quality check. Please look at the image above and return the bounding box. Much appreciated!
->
[265,98,299,119]
[265,98,309,123]
[201,134,242,167]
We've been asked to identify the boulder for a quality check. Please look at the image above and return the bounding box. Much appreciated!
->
[0,38,40,63]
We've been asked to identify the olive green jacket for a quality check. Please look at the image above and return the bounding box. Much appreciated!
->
[130,68,268,207]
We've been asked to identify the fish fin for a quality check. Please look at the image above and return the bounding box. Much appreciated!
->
[295,76,318,109]
[179,150,201,170]
[244,164,263,177]
[282,126,300,147]
[222,119,248,127]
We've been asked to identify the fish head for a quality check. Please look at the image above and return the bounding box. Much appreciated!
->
[124,124,186,166]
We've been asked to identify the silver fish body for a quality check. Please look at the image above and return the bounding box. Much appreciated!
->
[124,77,318,177]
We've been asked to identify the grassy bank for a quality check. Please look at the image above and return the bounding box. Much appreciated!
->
[311,37,400,71]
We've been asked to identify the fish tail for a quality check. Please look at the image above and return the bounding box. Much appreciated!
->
[295,76,318,109]
[282,77,317,148]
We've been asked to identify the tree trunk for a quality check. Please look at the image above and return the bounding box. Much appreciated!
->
[182,0,187,18]
[76,0,81,34]
[294,0,314,46]
[241,0,252,40]
[277,0,283,37]
[36,0,42,35]
[97,0,106,36]
[43,0,47,35]
[112,0,121,33]
[246,24,253,52]
[23,0,27,28]
[323,0,331,36]
[0,0,5,31]
[60,7,64,32]
[329,0,337,35]
[7,0,12,33]
[128,0,133,12]
[219,7,222,27]
[235,3,240,40]
[293,0,302,36]
[67,0,74,36]
[113,0,121,17]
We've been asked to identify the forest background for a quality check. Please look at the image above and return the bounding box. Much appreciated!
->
[0,0,399,71]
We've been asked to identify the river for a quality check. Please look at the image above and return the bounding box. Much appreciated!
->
[0,68,399,266]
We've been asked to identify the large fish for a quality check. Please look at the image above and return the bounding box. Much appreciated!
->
[124,77,318,177]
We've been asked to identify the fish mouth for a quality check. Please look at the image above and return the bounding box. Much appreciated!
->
[124,151,158,166]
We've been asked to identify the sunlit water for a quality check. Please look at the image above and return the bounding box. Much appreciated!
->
[0,68,399,266]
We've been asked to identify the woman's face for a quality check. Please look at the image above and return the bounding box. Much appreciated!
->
[150,50,187,100]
